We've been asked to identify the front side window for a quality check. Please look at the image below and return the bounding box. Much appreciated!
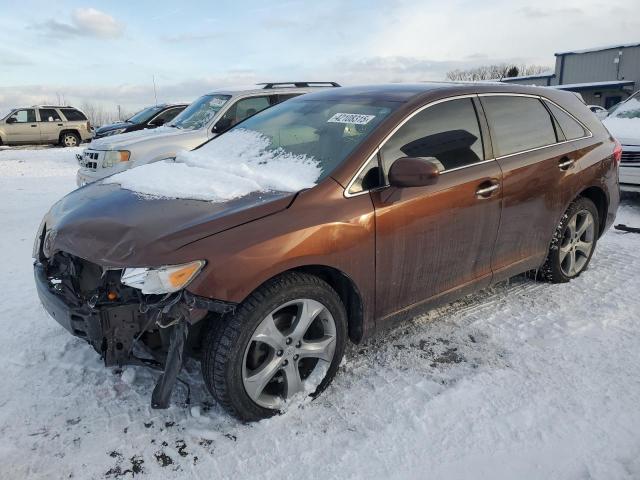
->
[127,105,165,124]
[481,96,557,157]
[380,98,484,176]
[150,107,184,126]
[9,109,36,123]
[218,96,272,129]
[544,100,587,140]
[171,94,231,130]
[213,98,396,182]
[38,108,62,122]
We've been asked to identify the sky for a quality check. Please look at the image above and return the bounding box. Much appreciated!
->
[0,0,639,112]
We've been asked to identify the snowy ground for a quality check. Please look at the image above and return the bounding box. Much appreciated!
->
[1,146,640,480]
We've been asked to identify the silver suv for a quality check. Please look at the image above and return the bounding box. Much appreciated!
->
[0,106,93,147]
[76,82,340,186]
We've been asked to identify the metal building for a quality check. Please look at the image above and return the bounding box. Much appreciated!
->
[501,42,639,108]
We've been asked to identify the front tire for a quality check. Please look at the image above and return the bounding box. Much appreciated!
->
[202,272,347,421]
[539,196,599,283]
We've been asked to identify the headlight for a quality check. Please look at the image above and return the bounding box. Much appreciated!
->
[105,128,126,136]
[102,150,131,168]
[121,261,205,294]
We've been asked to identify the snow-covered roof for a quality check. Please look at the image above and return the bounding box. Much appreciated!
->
[551,80,635,91]
[555,42,640,56]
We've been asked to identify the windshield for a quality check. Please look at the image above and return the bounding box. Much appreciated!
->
[216,98,397,181]
[171,94,231,130]
[610,95,640,119]
[0,108,13,120]
[126,105,164,124]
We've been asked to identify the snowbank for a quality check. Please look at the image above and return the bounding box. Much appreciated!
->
[104,129,321,202]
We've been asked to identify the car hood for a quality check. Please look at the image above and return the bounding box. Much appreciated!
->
[602,117,640,146]
[42,183,295,267]
[95,122,133,134]
[88,125,198,150]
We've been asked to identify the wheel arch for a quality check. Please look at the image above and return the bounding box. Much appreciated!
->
[578,185,608,237]
[239,265,365,344]
[58,129,81,143]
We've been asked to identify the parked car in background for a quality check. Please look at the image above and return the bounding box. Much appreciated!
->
[0,106,92,147]
[603,91,640,192]
[588,104,608,120]
[94,103,187,139]
[76,82,340,186]
[36,83,619,421]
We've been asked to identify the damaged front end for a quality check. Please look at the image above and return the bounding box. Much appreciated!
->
[33,247,234,408]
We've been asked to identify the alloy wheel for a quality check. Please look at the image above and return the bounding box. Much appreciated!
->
[559,209,595,277]
[64,134,78,147]
[242,298,337,409]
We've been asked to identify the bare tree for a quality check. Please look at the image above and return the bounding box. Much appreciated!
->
[446,63,551,81]
[80,101,133,127]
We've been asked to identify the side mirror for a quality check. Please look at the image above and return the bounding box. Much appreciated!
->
[212,117,232,134]
[388,157,441,188]
[6,117,16,124]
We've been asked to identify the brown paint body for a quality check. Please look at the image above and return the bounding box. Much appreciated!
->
[42,83,619,342]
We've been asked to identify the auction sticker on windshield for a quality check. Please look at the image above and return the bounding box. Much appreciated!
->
[210,98,227,107]
[328,113,375,125]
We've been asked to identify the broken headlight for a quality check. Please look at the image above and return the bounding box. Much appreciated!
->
[121,260,205,294]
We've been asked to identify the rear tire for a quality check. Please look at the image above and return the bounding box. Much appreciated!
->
[60,132,80,147]
[201,272,347,421]
[539,197,599,283]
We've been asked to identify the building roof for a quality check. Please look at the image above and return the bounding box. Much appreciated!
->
[500,73,555,82]
[551,80,635,91]
[555,42,640,56]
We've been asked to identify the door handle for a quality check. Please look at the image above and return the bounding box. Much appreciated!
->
[31,124,38,127]
[57,123,63,126]
[558,157,575,170]
[476,182,500,198]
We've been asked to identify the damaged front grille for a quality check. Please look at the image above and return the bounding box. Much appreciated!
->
[44,252,138,307]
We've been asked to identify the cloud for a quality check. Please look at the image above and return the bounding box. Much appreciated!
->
[34,8,124,39]
[161,32,222,43]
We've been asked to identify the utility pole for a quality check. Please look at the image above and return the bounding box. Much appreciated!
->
[153,75,158,105]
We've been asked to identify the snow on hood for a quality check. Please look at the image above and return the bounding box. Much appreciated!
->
[103,129,322,202]
[89,125,183,149]
[603,117,640,145]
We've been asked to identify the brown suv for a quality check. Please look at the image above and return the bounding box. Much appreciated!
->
[34,83,619,421]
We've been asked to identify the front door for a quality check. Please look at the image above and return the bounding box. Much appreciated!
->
[372,97,502,321]
[4,109,40,144]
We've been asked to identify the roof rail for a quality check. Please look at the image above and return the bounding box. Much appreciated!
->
[31,105,73,108]
[257,82,341,89]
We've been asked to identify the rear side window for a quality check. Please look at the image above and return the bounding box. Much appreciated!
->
[380,98,485,175]
[38,109,62,122]
[481,96,556,157]
[544,100,587,140]
[60,108,87,121]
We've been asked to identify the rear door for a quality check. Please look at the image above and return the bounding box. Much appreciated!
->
[38,108,64,142]
[371,96,502,320]
[479,94,583,280]
[4,109,40,144]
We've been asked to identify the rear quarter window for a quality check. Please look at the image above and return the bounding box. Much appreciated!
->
[544,100,587,140]
[481,96,557,157]
[60,108,87,121]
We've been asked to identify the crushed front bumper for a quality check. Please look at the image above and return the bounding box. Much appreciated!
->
[35,261,149,366]
[34,259,235,368]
